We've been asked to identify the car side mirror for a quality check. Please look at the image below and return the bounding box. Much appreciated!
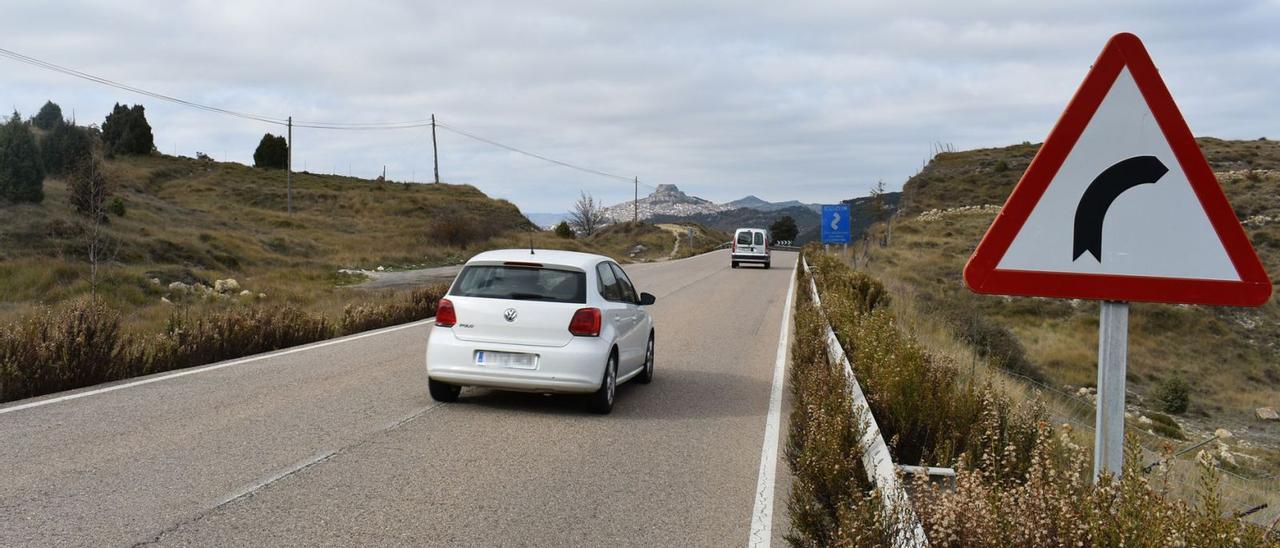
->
[638,292,656,306]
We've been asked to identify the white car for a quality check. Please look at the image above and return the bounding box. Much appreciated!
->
[425,249,657,414]
[731,227,771,269]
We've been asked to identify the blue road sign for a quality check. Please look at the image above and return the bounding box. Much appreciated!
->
[821,204,852,244]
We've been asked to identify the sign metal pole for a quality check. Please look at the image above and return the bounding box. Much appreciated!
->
[1093,300,1129,482]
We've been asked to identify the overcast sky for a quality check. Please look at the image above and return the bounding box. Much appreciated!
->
[4,1,1278,212]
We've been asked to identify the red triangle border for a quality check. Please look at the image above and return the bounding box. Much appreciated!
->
[963,33,1272,307]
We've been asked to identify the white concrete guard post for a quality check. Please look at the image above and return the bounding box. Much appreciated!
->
[1093,300,1129,482]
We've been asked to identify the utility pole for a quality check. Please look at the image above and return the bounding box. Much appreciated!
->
[432,114,440,183]
[286,116,293,214]
[633,177,639,224]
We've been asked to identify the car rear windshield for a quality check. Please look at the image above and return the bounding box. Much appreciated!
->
[754,232,764,245]
[450,265,586,303]
[737,232,753,245]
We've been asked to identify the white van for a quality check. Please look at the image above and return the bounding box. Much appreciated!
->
[731,228,770,269]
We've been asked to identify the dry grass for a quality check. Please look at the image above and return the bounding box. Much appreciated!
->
[863,140,1280,474]
[794,246,1278,544]
[0,285,447,403]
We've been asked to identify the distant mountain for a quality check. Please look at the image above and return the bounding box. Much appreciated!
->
[651,205,821,244]
[722,195,820,213]
[648,191,902,245]
[603,184,729,221]
[724,195,771,209]
[525,212,568,228]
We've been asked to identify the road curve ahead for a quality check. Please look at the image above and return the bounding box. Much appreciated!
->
[0,250,796,547]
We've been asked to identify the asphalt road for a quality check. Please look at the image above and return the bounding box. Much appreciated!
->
[0,249,797,547]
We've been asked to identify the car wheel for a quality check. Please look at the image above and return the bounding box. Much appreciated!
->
[764,261,771,269]
[588,353,618,414]
[637,333,654,384]
[731,261,739,269]
[428,378,461,402]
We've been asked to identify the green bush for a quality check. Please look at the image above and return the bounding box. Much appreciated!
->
[1146,412,1187,440]
[0,112,45,203]
[553,221,575,239]
[993,159,1010,173]
[945,305,1042,381]
[1153,376,1191,414]
[40,122,95,177]
[107,196,126,217]
[101,103,154,157]
[770,215,799,242]
[253,133,288,169]
[33,100,63,130]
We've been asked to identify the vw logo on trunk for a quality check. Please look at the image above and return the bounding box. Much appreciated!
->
[503,308,518,322]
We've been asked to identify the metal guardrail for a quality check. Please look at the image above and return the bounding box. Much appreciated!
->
[801,256,928,547]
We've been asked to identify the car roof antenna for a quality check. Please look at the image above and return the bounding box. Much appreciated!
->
[529,228,535,255]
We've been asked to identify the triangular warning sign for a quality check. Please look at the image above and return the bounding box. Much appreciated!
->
[964,33,1272,307]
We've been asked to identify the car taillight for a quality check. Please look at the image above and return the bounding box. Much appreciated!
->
[436,298,456,327]
[568,308,601,337]
[732,239,737,253]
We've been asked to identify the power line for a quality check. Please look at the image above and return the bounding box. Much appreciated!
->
[1,45,659,190]
[0,47,286,126]
[0,46,439,129]
[436,121,654,190]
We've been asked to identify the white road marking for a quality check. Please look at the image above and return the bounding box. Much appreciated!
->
[747,260,798,547]
[0,318,435,415]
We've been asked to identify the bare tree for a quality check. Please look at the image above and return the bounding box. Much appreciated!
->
[568,191,607,237]
[69,153,117,299]
[869,180,888,247]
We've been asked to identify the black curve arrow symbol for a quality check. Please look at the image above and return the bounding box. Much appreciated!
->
[1072,155,1168,262]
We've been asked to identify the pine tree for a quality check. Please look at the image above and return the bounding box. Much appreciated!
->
[0,112,45,203]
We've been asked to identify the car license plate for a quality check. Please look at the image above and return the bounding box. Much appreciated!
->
[475,351,538,370]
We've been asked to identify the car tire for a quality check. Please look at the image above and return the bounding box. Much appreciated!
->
[637,333,654,384]
[731,261,739,269]
[764,261,771,269]
[588,352,618,414]
[428,378,461,402]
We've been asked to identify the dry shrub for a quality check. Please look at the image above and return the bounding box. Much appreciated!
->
[796,246,1274,545]
[340,285,447,335]
[139,305,334,373]
[0,298,124,401]
[428,216,493,248]
[786,272,898,547]
[2,301,339,403]
[805,247,1044,470]
[914,424,1275,547]
[1,286,449,404]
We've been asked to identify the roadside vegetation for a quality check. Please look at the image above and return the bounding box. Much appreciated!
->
[0,101,729,404]
[789,246,1275,546]
[861,139,1280,480]
[0,286,445,402]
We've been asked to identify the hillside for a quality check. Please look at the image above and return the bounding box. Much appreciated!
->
[864,138,1280,474]
[0,152,540,330]
[585,221,728,262]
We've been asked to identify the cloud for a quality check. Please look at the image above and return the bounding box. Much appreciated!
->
[3,0,1277,212]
